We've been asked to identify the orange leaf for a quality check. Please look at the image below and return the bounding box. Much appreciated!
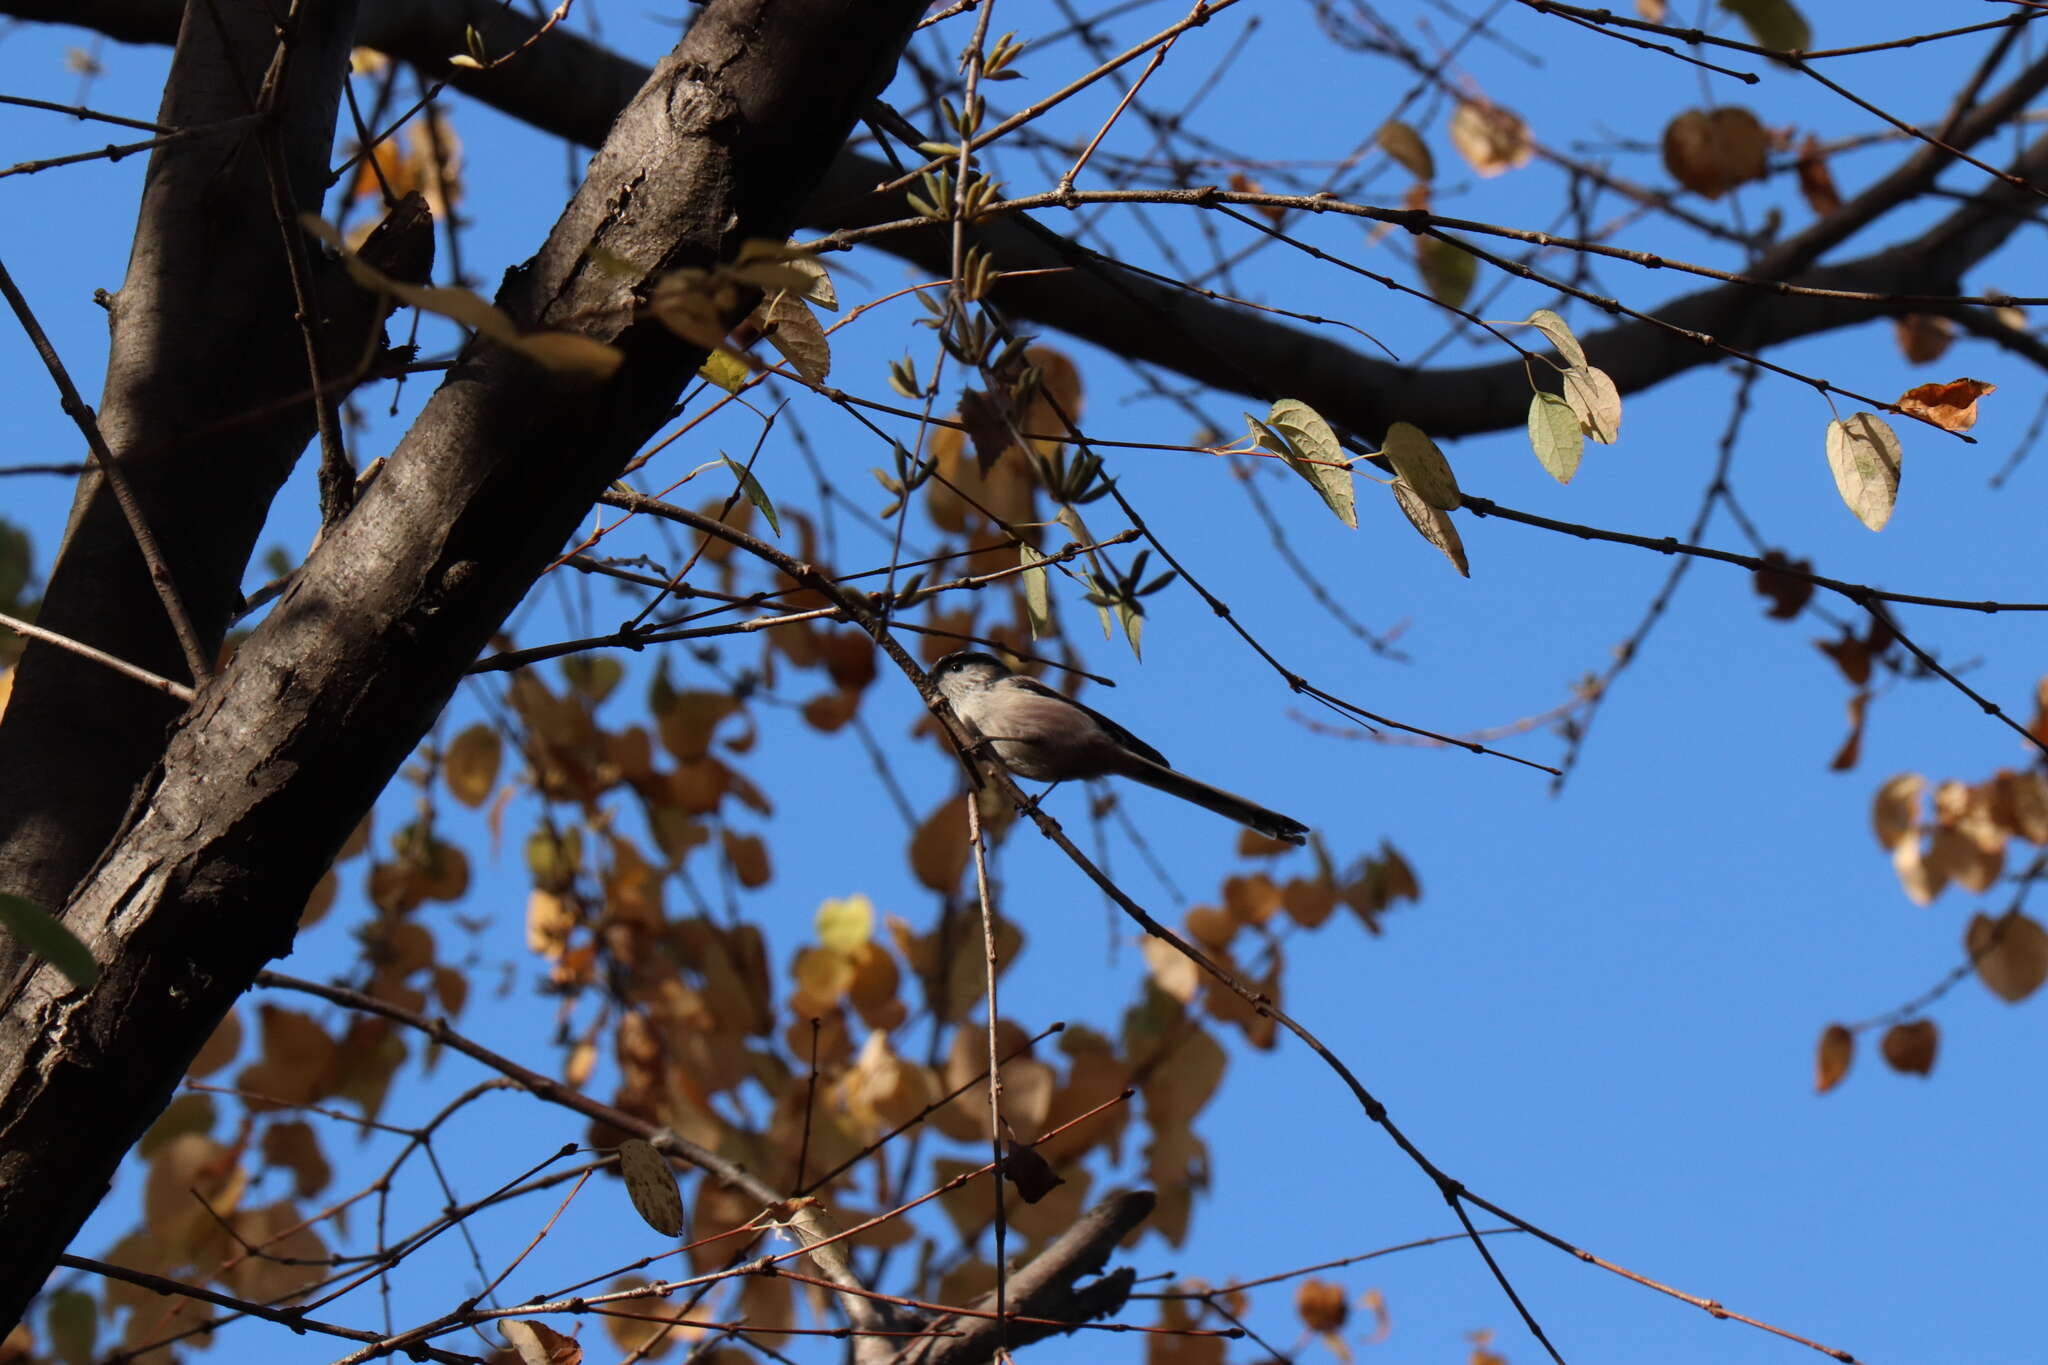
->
[1815,1022,1853,1093]
[1897,377,1995,433]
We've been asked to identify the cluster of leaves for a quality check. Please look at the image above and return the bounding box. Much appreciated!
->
[1815,680,2048,1092]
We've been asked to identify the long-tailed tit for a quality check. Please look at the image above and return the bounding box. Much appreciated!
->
[930,650,1309,845]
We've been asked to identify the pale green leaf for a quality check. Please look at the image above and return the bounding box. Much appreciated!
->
[1416,236,1476,309]
[1390,480,1469,577]
[1380,421,1460,509]
[1020,544,1051,639]
[1720,0,1810,51]
[723,455,782,536]
[0,892,98,987]
[1522,308,1586,369]
[45,1287,96,1365]
[1259,400,1357,528]
[1527,392,1584,484]
[1561,366,1622,444]
[1825,413,1901,532]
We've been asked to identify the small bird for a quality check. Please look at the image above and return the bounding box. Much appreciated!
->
[930,649,1309,845]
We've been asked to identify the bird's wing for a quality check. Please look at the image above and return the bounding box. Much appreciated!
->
[1004,676,1171,768]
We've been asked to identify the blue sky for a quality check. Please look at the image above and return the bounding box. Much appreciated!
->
[4,3,2047,1363]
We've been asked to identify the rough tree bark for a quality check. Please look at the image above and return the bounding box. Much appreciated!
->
[0,0,923,1330]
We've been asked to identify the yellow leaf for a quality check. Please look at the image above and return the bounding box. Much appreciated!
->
[816,893,875,952]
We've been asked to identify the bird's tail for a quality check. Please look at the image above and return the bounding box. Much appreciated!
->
[1113,752,1309,845]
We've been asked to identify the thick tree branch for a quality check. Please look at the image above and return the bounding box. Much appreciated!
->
[0,0,923,1331]
[25,4,2048,452]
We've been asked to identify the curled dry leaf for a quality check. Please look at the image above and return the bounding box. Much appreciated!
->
[1966,911,2048,1004]
[616,1137,685,1236]
[1661,107,1769,199]
[1815,1022,1853,1093]
[1449,100,1532,177]
[1880,1019,1937,1076]
[1897,378,1995,433]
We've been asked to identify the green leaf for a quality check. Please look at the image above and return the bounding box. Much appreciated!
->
[723,455,782,537]
[1416,236,1476,309]
[1720,0,1810,51]
[1519,309,1586,369]
[1561,366,1622,444]
[1117,599,1144,660]
[1258,400,1357,528]
[1527,392,1584,484]
[1019,544,1051,639]
[697,348,750,393]
[1825,413,1901,532]
[1379,421,1460,509]
[0,892,99,988]
[45,1287,96,1365]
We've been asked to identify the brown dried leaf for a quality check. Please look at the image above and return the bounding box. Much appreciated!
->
[261,1120,333,1198]
[1871,774,1923,850]
[1967,911,2048,1003]
[910,799,970,893]
[1296,1278,1348,1333]
[503,1319,582,1365]
[444,723,501,807]
[1815,1022,1853,1093]
[1795,133,1842,216]
[1662,107,1768,199]
[1893,314,1954,365]
[1897,377,1995,433]
[1880,1019,1937,1075]
[1829,690,1869,772]
[617,1138,684,1236]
